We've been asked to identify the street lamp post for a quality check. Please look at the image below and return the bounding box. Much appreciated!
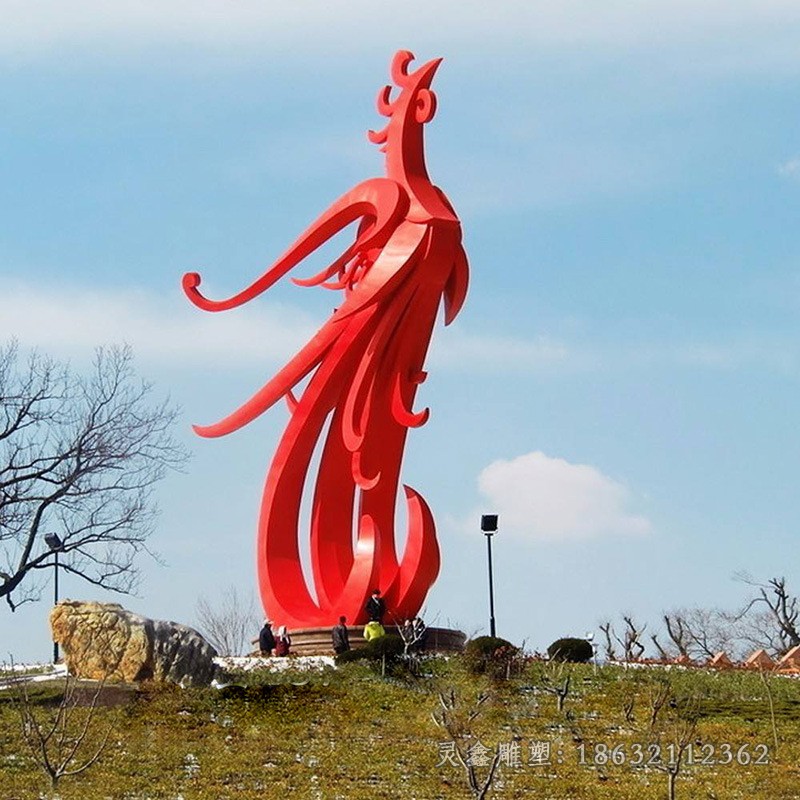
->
[44,533,64,663]
[480,514,499,637]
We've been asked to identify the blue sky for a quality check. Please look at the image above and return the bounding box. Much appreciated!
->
[2,1,799,660]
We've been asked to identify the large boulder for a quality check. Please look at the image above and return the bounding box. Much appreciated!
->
[50,600,218,686]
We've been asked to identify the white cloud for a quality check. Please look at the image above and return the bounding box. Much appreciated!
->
[432,328,572,373]
[1,0,800,76]
[670,339,796,372]
[1,280,575,376]
[0,282,318,368]
[778,157,800,179]
[433,327,799,376]
[613,336,799,374]
[473,451,651,542]
[3,282,794,379]
[221,132,374,189]
[447,137,673,215]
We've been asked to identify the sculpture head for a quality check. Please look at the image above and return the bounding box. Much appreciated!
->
[368,50,444,203]
[369,50,441,141]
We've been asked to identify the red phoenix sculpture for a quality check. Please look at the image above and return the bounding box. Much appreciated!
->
[183,51,468,628]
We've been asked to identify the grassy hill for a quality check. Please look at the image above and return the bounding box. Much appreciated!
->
[2,653,800,799]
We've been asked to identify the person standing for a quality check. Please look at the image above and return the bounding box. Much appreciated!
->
[275,625,292,656]
[411,617,427,652]
[259,620,276,656]
[332,616,350,655]
[365,588,386,623]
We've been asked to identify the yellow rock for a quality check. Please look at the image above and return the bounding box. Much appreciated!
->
[49,600,217,685]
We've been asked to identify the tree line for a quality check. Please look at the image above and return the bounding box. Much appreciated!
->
[598,575,799,662]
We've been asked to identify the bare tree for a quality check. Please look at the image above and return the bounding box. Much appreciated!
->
[622,677,699,800]
[614,616,646,661]
[650,633,670,661]
[0,342,186,610]
[195,586,261,656]
[661,608,736,661]
[598,621,618,661]
[734,607,790,658]
[646,679,673,728]
[8,660,113,795]
[736,574,800,654]
[759,668,780,759]
[388,610,434,658]
[431,687,500,800]
[622,694,635,724]
[662,614,691,658]
[646,686,698,800]
[538,659,572,713]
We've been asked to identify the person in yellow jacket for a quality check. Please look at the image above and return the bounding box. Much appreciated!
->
[363,620,386,642]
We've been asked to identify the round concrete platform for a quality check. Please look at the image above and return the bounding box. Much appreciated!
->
[265,626,466,657]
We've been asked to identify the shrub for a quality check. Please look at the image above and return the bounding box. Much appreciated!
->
[547,637,593,663]
[335,635,405,665]
[463,636,520,678]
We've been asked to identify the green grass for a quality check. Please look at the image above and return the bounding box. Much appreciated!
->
[1,659,800,799]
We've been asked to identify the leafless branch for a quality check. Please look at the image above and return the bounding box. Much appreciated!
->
[431,686,500,800]
[0,342,187,609]
[612,616,646,661]
[735,575,800,653]
[650,633,670,661]
[8,657,114,792]
[195,586,261,656]
[598,621,617,661]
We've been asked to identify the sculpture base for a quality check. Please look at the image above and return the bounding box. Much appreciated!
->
[275,625,466,657]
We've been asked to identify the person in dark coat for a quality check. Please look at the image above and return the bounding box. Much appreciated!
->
[365,589,386,623]
[411,617,428,652]
[259,620,276,656]
[332,615,350,655]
